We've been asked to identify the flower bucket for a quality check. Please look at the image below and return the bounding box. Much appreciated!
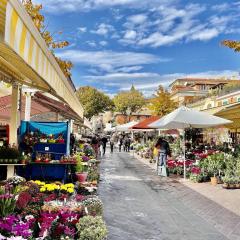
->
[210,176,218,186]
[76,172,88,183]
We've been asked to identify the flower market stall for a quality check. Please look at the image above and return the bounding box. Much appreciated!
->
[149,106,232,179]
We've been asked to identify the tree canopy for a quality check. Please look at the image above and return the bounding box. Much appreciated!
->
[222,40,240,52]
[148,85,177,116]
[77,86,114,119]
[113,86,145,116]
[22,0,73,77]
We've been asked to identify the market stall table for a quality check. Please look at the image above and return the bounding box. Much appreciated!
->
[23,162,76,183]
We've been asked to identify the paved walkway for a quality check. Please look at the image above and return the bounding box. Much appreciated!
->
[99,151,240,240]
[134,153,240,217]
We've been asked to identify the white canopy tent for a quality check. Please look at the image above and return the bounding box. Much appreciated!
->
[149,106,232,179]
[115,121,139,132]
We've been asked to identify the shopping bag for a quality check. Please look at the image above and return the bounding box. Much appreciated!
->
[153,147,158,157]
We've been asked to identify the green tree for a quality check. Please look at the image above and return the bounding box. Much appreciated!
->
[113,86,145,121]
[77,86,114,119]
[148,85,177,116]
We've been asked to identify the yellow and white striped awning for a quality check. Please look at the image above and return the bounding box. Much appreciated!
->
[0,0,84,120]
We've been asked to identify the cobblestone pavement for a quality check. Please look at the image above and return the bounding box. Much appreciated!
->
[98,151,240,240]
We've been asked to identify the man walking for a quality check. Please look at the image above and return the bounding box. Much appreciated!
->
[101,135,108,155]
[155,137,171,176]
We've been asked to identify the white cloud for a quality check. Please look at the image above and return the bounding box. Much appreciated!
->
[86,41,97,47]
[56,49,170,72]
[77,27,87,33]
[124,30,137,40]
[116,66,143,73]
[82,70,240,96]
[91,23,115,36]
[99,41,108,46]
[127,14,148,25]
[189,28,219,41]
[37,0,174,13]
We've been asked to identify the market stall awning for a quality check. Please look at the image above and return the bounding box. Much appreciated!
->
[0,0,83,119]
[0,92,83,123]
[149,106,232,129]
[115,121,139,132]
[131,116,160,129]
[215,103,240,129]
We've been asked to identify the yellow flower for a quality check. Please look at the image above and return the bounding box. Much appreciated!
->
[40,187,46,192]
[65,183,74,188]
[67,188,74,193]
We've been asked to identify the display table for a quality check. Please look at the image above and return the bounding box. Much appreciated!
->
[0,164,26,179]
[22,162,76,183]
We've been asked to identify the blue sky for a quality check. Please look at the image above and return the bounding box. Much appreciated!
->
[36,0,240,97]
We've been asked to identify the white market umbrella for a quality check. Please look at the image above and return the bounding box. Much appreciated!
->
[149,106,232,179]
[115,121,139,132]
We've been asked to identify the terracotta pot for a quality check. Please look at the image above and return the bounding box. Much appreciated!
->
[222,183,229,189]
[235,183,240,189]
[76,172,88,182]
[211,176,218,186]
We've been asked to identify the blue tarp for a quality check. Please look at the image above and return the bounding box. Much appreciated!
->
[20,121,68,139]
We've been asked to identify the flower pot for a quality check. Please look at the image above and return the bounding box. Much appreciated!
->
[76,172,88,183]
[210,176,218,186]
[222,183,229,189]
[229,184,235,189]
[235,183,240,189]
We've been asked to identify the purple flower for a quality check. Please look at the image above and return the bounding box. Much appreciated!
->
[64,226,75,237]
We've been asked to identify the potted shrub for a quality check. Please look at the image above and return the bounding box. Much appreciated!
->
[75,154,88,183]
[206,153,224,186]
[76,216,108,240]
[222,176,230,189]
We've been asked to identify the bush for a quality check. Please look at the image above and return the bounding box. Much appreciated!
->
[82,197,103,216]
[76,216,107,240]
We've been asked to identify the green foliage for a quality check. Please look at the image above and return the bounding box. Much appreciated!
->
[76,216,108,240]
[0,147,21,159]
[75,154,84,173]
[113,86,145,117]
[82,197,103,216]
[204,153,225,177]
[148,85,177,116]
[77,86,114,119]
[0,196,16,217]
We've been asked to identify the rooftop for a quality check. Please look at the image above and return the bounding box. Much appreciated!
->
[169,78,240,87]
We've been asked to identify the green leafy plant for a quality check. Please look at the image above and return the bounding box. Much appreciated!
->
[76,216,108,240]
[0,195,16,217]
[75,154,84,173]
[205,153,225,177]
[82,197,103,216]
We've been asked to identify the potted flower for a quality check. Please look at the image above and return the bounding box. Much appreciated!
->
[39,134,48,143]
[48,134,56,143]
[206,153,224,186]
[75,154,88,183]
[56,133,65,143]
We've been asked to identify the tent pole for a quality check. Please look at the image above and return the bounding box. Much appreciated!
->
[183,129,186,180]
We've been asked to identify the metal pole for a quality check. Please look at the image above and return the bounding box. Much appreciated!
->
[183,129,186,179]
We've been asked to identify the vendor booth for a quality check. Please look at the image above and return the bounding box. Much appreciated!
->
[17,121,74,182]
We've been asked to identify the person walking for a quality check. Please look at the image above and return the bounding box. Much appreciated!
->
[101,135,108,155]
[110,135,115,153]
[118,135,123,152]
[155,137,171,176]
[91,135,99,158]
[126,137,131,152]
